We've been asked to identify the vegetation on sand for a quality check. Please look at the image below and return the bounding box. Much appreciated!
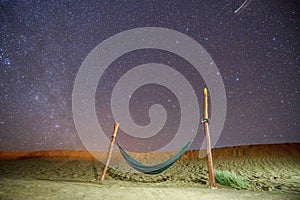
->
[214,170,249,189]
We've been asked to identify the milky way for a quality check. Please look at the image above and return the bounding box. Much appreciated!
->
[0,0,299,151]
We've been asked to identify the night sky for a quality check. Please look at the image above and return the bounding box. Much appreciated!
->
[0,0,299,152]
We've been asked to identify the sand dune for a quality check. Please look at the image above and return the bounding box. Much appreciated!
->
[0,150,98,161]
[0,143,299,200]
[1,143,299,160]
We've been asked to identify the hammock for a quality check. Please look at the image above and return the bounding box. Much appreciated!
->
[117,140,193,174]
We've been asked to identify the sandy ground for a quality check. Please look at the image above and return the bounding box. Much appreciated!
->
[0,143,299,200]
[1,178,297,200]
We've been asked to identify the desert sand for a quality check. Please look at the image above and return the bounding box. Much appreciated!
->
[0,143,299,200]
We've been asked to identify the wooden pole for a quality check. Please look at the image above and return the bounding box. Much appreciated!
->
[100,122,120,181]
[203,88,216,188]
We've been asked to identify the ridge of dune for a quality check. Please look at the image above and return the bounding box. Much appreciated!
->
[0,143,299,161]
[0,150,99,161]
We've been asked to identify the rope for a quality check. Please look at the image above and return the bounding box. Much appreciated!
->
[202,118,209,123]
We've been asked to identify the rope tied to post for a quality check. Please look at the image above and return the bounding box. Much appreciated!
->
[202,118,209,123]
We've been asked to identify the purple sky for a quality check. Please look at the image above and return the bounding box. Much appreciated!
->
[0,0,299,151]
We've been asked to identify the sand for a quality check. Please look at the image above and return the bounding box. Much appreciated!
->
[0,143,299,200]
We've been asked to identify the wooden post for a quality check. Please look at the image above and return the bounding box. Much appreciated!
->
[203,88,216,188]
[100,122,120,181]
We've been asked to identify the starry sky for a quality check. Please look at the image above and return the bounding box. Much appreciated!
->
[0,0,299,151]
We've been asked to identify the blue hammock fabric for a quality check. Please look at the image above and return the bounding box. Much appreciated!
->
[117,140,193,174]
